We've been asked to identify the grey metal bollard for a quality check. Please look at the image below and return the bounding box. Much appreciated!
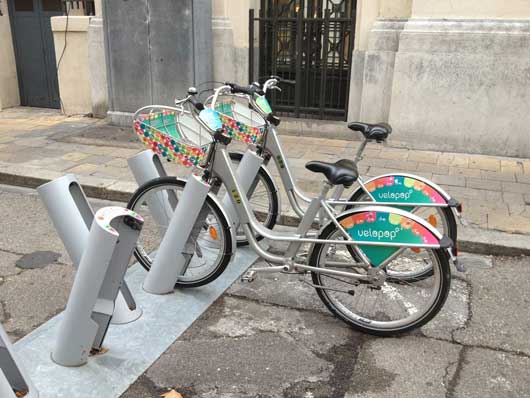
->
[37,175,142,325]
[128,150,178,232]
[143,174,211,295]
[0,323,39,397]
[221,149,264,228]
[52,207,144,367]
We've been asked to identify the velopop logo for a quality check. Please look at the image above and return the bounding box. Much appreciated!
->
[357,227,401,241]
[377,189,413,201]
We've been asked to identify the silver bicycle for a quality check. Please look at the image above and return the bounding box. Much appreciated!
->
[128,100,455,336]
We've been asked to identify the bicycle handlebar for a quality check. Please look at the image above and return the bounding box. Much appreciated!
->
[262,76,296,93]
[188,94,205,111]
[174,87,205,111]
[225,82,264,96]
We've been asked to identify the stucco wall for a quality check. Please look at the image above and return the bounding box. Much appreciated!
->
[212,0,259,84]
[412,0,530,19]
[0,1,20,110]
[351,0,530,157]
[51,16,93,115]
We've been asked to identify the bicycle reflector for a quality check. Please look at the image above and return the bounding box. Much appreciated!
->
[209,225,218,240]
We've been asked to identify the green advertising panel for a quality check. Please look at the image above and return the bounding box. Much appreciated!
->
[340,211,439,267]
[364,176,446,211]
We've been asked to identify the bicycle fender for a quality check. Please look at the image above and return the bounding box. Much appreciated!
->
[355,173,460,208]
[335,206,452,267]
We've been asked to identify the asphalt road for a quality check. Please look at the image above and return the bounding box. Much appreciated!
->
[0,184,528,398]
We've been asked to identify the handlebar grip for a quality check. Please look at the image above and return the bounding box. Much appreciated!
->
[226,82,256,96]
[189,95,205,111]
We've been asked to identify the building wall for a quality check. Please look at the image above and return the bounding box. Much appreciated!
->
[212,0,259,84]
[51,16,93,115]
[412,0,530,19]
[0,0,20,110]
[351,0,530,157]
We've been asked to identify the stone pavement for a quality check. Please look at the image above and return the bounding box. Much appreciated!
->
[0,185,529,398]
[0,106,529,235]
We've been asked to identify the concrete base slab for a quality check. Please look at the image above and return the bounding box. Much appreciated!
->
[13,248,258,398]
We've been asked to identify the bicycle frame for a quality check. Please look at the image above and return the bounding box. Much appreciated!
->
[137,103,455,295]
[206,141,451,274]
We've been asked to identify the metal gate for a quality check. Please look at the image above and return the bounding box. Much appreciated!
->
[8,0,63,108]
[249,0,356,120]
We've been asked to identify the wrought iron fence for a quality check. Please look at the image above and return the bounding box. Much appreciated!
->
[249,0,356,121]
[62,0,95,16]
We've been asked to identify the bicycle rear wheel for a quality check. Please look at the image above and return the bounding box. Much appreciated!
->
[127,177,233,288]
[308,216,451,336]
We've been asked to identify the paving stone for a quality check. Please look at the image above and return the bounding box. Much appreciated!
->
[488,213,530,234]
[481,169,516,182]
[502,192,525,204]
[432,174,467,187]
[466,178,502,191]
[522,161,530,175]
[468,156,500,171]
[416,162,449,174]
[105,157,130,168]
[345,337,460,398]
[437,153,455,166]
[500,159,524,174]
[24,157,77,171]
[61,151,91,162]
[92,165,132,179]
[448,154,469,168]
[0,136,16,144]
[65,163,100,175]
[367,167,406,178]
[455,348,530,398]
[382,159,418,171]
[407,150,439,164]
[378,148,409,160]
[501,181,530,194]
[515,173,530,184]
[76,174,118,190]
[453,256,530,355]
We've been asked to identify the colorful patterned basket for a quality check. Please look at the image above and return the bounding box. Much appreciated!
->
[133,107,213,168]
[212,97,267,145]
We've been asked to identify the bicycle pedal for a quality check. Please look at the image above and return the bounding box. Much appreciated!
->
[241,270,257,283]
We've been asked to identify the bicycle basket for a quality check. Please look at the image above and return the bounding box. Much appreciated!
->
[133,106,213,168]
[213,97,267,145]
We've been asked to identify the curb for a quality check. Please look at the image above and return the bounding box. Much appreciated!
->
[1,170,529,258]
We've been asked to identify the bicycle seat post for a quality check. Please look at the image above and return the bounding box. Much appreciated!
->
[353,138,368,164]
[319,180,333,200]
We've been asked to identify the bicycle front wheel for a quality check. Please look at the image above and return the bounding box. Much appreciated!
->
[308,219,451,336]
[127,177,233,288]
